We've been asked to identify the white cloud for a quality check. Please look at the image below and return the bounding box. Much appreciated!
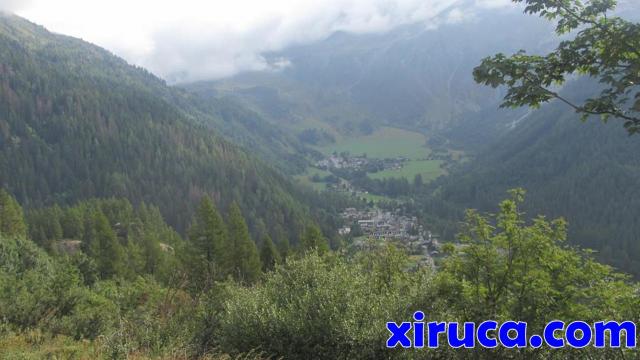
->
[12,0,514,82]
[0,0,31,13]
[474,0,512,9]
[445,8,468,24]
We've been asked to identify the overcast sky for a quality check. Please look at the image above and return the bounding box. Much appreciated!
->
[2,0,512,82]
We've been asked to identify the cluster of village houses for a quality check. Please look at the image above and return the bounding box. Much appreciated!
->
[339,208,439,265]
[316,153,407,172]
[316,154,368,170]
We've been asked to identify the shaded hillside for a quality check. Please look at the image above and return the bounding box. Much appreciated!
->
[0,14,339,242]
[431,81,640,275]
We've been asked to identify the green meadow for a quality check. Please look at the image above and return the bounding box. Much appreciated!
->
[317,126,445,182]
[318,126,430,159]
[295,126,447,201]
[369,159,443,182]
[294,167,332,192]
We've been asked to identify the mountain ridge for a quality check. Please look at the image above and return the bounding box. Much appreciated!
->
[0,13,341,244]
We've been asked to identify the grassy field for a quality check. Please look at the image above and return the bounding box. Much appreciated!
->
[295,126,449,201]
[317,126,445,182]
[356,192,393,203]
[369,159,443,182]
[294,167,332,192]
[294,167,395,203]
[317,126,430,159]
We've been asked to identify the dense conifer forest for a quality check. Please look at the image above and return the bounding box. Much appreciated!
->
[0,15,351,248]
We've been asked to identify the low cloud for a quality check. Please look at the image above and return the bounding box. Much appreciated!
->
[16,0,513,83]
[0,0,31,13]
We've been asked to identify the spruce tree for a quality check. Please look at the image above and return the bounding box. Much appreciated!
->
[140,230,163,276]
[61,207,84,239]
[0,189,27,238]
[226,202,261,283]
[82,209,124,279]
[301,224,329,255]
[278,237,290,262]
[187,196,227,288]
[260,235,280,272]
[273,223,290,261]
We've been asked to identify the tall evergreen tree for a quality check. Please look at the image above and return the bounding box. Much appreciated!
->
[277,237,291,262]
[27,207,63,249]
[226,202,261,283]
[187,196,228,288]
[82,209,124,279]
[60,207,84,239]
[0,189,27,238]
[259,235,280,272]
[301,224,329,255]
[140,232,163,275]
[137,203,182,283]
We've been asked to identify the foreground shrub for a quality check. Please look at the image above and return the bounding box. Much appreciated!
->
[0,236,117,338]
[214,248,433,359]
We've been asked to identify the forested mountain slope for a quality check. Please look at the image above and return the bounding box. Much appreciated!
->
[0,14,339,241]
[431,80,640,275]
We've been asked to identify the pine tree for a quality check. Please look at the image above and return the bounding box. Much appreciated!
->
[26,207,63,249]
[278,236,291,262]
[226,202,261,283]
[49,205,64,240]
[139,230,163,276]
[301,224,329,255]
[61,207,84,239]
[138,203,181,283]
[0,189,27,238]
[123,238,145,279]
[273,223,290,261]
[187,196,228,288]
[260,235,280,272]
[82,209,124,279]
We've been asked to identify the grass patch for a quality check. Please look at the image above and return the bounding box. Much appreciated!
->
[294,167,332,192]
[355,192,393,203]
[318,127,430,160]
[369,159,444,182]
[316,126,447,182]
[0,332,100,360]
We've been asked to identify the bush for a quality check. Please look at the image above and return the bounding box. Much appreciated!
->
[54,287,119,340]
[214,248,433,359]
[95,277,199,358]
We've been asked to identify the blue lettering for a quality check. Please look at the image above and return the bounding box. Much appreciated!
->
[594,321,636,348]
[386,322,411,348]
[566,321,592,348]
[543,320,565,348]
[447,322,476,348]
[477,320,498,348]
[428,322,447,348]
[498,321,527,348]
[413,311,425,348]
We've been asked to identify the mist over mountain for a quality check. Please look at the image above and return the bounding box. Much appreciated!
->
[187,7,554,149]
